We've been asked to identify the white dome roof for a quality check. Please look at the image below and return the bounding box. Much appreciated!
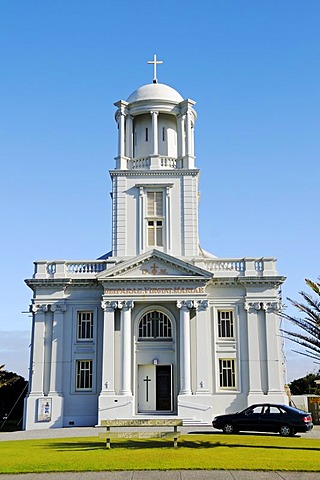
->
[127,83,183,103]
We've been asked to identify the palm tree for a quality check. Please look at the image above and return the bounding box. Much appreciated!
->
[281,278,320,362]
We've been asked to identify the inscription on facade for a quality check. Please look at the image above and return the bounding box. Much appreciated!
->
[104,287,205,295]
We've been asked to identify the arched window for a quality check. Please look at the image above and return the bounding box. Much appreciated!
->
[139,311,172,339]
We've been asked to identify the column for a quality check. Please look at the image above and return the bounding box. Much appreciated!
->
[263,301,284,392]
[100,300,117,395]
[185,110,192,157]
[125,115,133,158]
[139,186,145,253]
[244,301,263,394]
[195,300,210,394]
[177,114,185,160]
[119,300,134,395]
[119,108,125,158]
[151,110,159,156]
[177,300,192,395]
[49,302,66,395]
[165,186,171,253]
[29,304,48,394]
[43,309,53,396]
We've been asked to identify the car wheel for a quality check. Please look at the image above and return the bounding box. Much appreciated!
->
[279,425,293,437]
[223,422,236,434]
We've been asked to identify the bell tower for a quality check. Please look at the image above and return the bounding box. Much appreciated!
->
[111,56,200,259]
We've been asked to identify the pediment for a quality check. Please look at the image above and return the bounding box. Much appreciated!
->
[97,250,212,280]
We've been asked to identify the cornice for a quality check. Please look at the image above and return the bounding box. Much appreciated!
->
[101,277,209,286]
[208,276,286,287]
[109,169,199,178]
[25,278,101,291]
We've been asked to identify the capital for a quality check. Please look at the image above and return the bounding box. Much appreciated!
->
[51,302,66,313]
[262,301,281,313]
[31,304,48,314]
[244,301,261,312]
[194,299,209,311]
[118,300,134,310]
[101,300,118,312]
[177,300,194,310]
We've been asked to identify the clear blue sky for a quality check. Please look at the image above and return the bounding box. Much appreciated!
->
[0,0,319,382]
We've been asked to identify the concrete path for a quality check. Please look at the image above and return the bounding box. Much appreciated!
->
[0,471,319,479]
[1,425,320,441]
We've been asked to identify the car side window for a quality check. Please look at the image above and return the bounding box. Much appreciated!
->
[269,406,281,414]
[247,406,263,415]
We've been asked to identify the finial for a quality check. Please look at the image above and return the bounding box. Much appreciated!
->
[147,54,163,84]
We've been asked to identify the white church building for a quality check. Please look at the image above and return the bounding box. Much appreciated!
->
[24,57,287,429]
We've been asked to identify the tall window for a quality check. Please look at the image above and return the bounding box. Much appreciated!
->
[218,310,234,338]
[219,359,236,389]
[76,360,93,390]
[147,191,163,247]
[77,311,93,340]
[139,311,172,339]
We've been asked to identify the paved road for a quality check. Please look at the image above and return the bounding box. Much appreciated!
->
[1,427,319,479]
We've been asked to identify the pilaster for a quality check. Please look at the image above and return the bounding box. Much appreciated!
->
[194,300,211,394]
[262,301,284,392]
[29,304,48,395]
[49,302,66,395]
[119,300,134,395]
[244,301,263,397]
[177,300,192,395]
[100,300,117,395]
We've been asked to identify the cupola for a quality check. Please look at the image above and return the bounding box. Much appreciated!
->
[114,55,197,171]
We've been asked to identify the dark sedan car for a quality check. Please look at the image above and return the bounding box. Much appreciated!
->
[212,403,313,436]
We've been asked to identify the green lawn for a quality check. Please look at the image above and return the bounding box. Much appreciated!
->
[1,434,320,474]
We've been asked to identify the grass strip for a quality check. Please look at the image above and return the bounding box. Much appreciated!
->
[0,434,320,473]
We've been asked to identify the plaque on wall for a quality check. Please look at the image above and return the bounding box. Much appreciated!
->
[37,398,52,422]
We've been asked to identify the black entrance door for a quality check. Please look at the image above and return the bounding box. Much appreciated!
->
[156,365,172,411]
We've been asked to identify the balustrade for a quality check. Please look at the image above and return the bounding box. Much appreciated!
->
[35,256,276,279]
[130,156,177,169]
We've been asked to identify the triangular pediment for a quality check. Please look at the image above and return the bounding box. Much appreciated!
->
[97,250,212,280]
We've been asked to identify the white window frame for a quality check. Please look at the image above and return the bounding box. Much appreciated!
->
[217,310,234,339]
[146,190,164,248]
[138,310,172,340]
[75,359,93,391]
[136,183,173,254]
[77,311,94,341]
[218,358,236,390]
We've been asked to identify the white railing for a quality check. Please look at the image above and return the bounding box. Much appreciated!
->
[130,156,177,169]
[66,262,107,274]
[160,157,177,168]
[33,260,112,279]
[194,257,278,276]
[130,157,150,169]
[33,257,277,279]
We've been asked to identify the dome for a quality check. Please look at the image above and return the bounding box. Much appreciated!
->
[127,83,183,104]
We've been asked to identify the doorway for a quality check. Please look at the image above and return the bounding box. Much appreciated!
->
[138,364,173,412]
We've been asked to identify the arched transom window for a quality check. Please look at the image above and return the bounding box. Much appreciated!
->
[139,311,172,339]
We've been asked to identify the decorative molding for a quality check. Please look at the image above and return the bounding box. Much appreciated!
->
[109,169,199,178]
[194,299,209,311]
[177,300,195,310]
[101,300,118,312]
[117,300,134,310]
[262,301,281,313]
[244,301,261,312]
[51,302,67,313]
[30,304,48,314]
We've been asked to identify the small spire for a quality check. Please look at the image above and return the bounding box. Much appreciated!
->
[147,54,163,83]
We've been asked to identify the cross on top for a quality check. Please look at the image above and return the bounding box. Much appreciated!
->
[148,54,163,84]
